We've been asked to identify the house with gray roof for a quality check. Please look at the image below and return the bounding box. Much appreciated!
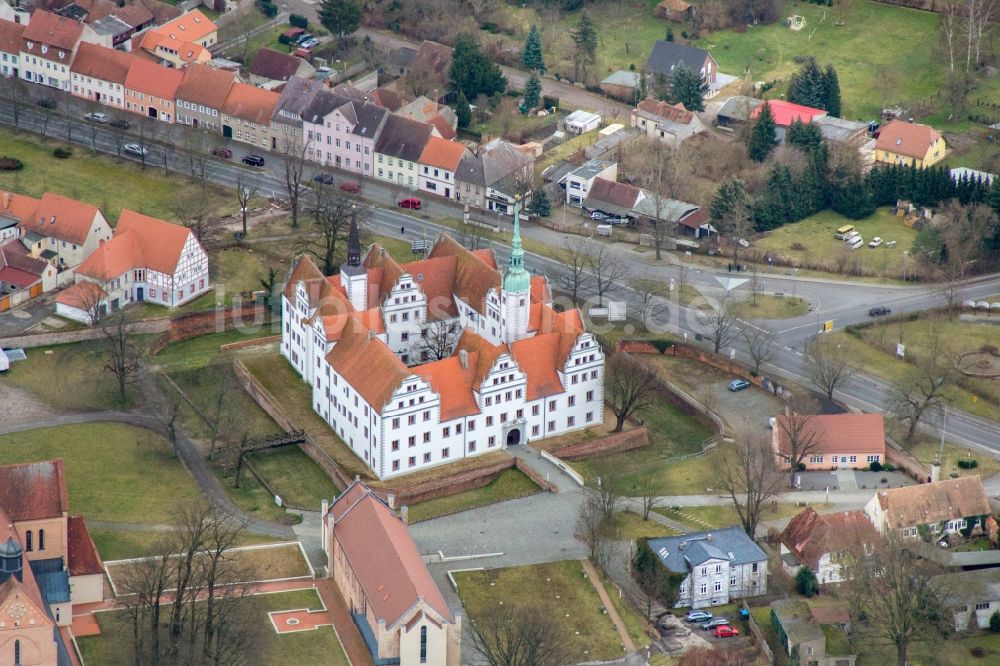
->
[563,159,617,207]
[716,95,760,129]
[270,76,325,150]
[647,526,768,609]
[600,70,641,101]
[374,114,434,190]
[645,40,719,86]
[934,568,1000,632]
[455,139,534,214]
[771,599,857,666]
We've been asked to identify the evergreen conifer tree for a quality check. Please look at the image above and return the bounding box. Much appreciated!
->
[669,65,705,112]
[523,73,542,111]
[529,189,551,217]
[823,65,841,117]
[454,92,472,129]
[449,33,507,99]
[788,57,826,109]
[521,24,546,73]
[571,10,597,83]
[748,101,778,162]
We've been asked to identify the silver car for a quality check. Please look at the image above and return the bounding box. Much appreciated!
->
[701,617,731,630]
[123,143,147,157]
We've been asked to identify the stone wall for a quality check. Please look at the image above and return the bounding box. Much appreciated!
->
[385,456,555,508]
[0,318,169,348]
[552,427,650,462]
[148,304,273,354]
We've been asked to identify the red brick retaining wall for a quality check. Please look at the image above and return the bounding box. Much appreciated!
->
[149,304,272,355]
[385,457,555,508]
[553,427,650,461]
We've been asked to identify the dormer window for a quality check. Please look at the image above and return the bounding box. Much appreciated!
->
[58,50,65,59]
[40,45,47,54]
[26,41,33,49]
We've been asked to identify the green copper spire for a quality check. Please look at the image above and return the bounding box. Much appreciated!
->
[503,198,530,294]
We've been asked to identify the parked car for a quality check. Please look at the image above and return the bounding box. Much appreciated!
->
[292,31,312,44]
[294,46,313,58]
[728,379,751,392]
[84,112,108,123]
[590,211,608,220]
[123,143,147,157]
[242,154,265,167]
[339,181,360,194]
[109,119,130,129]
[312,173,335,185]
[714,625,740,638]
[300,37,320,49]
[869,236,883,248]
[868,306,891,317]
[35,98,56,109]
[213,147,233,159]
[398,197,422,210]
[701,618,731,630]
[685,611,713,623]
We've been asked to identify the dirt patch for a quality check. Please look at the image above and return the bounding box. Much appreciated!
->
[0,381,55,425]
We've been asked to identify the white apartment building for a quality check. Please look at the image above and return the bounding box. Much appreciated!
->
[281,204,605,479]
[563,159,617,207]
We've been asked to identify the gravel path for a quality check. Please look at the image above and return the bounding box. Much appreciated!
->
[0,382,55,425]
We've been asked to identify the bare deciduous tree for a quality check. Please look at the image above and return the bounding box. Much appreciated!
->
[552,238,591,306]
[775,396,822,487]
[101,312,143,404]
[741,326,775,374]
[577,488,615,575]
[300,185,362,275]
[586,242,629,307]
[607,353,659,432]
[234,174,259,238]
[631,277,669,328]
[637,468,660,520]
[281,137,309,228]
[720,428,783,538]
[4,75,27,130]
[470,602,571,666]
[806,335,857,401]
[174,183,222,246]
[699,292,740,354]
[636,140,687,260]
[415,320,460,361]
[890,324,958,445]
[207,371,237,460]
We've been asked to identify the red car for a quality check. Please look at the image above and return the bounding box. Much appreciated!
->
[212,147,232,159]
[398,197,422,210]
[339,181,360,194]
[714,625,740,638]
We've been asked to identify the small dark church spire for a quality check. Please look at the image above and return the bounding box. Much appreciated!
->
[346,210,361,267]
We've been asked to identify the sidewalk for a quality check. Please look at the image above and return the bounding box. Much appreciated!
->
[581,558,636,653]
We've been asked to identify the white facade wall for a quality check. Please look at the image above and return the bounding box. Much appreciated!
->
[20,50,72,90]
[676,559,768,609]
[375,152,419,189]
[71,73,125,108]
[0,47,19,77]
[418,162,457,200]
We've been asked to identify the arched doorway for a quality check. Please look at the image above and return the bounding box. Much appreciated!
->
[506,427,522,447]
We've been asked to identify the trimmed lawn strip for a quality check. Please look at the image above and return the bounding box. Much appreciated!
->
[77,590,348,666]
[600,573,655,651]
[0,127,233,223]
[212,466,295,524]
[655,504,832,532]
[249,446,339,510]
[612,510,678,540]
[908,437,1000,481]
[155,329,279,372]
[0,423,202,524]
[406,467,540,523]
[732,294,809,320]
[105,543,310,582]
[455,560,627,663]
[4,340,134,411]
[89,528,288,561]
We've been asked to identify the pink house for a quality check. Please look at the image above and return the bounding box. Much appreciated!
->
[302,89,389,177]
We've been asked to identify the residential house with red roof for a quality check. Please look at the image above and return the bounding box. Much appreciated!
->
[864,476,991,539]
[303,90,389,176]
[175,62,236,131]
[0,459,107,665]
[322,481,461,665]
[220,81,280,149]
[631,96,705,146]
[0,239,58,310]
[282,206,604,479]
[70,41,133,108]
[57,208,209,322]
[875,119,946,168]
[247,46,314,90]
[20,9,100,91]
[418,136,468,201]
[771,413,887,471]
[134,8,216,68]
[0,18,26,78]
[123,56,182,122]
[17,191,112,278]
[750,99,827,127]
[779,508,881,584]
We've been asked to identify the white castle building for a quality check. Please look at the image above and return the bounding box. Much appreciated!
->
[281,204,605,479]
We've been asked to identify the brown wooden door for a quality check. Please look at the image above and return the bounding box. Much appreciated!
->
[0,295,9,312]
[29,283,42,298]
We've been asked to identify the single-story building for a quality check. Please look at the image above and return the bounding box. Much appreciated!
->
[716,95,760,129]
[600,70,641,101]
[864,476,991,539]
[771,599,856,666]
[564,109,602,135]
[654,0,693,22]
[772,412,886,471]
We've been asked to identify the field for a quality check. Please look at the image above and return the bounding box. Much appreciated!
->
[753,208,919,279]
[105,543,311,584]
[655,503,827,532]
[0,127,233,223]
[454,560,634,663]
[612,510,678,539]
[406,467,540,522]
[77,590,349,666]
[0,423,203,524]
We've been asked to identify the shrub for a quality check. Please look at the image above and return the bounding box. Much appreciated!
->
[289,13,308,29]
[542,95,559,111]
[0,156,23,170]
[869,461,882,472]
[958,459,979,469]
[990,610,1000,634]
[795,567,818,597]
[278,33,291,45]
[882,463,895,472]
[972,646,987,658]
[650,339,672,354]
[981,344,998,355]
[52,148,72,159]
[256,0,277,17]
[790,242,806,251]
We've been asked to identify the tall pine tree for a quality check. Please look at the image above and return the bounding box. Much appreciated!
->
[787,119,823,152]
[449,33,507,99]
[571,10,597,83]
[832,177,875,219]
[523,73,542,111]
[989,177,1000,217]
[319,0,361,37]
[669,65,705,112]
[788,57,826,109]
[748,101,778,162]
[454,91,472,129]
[522,24,546,73]
[823,65,841,117]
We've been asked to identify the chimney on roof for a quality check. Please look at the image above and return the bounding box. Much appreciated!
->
[459,348,468,369]
[707,533,713,542]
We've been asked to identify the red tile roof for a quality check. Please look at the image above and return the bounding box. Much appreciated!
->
[71,42,134,84]
[530,275,549,303]
[875,120,943,160]
[176,62,236,109]
[329,481,453,626]
[0,190,40,223]
[511,332,564,400]
[472,248,496,269]
[873,476,991,531]
[773,413,886,457]
[249,47,303,82]
[636,97,695,124]
[0,17,26,55]
[125,57,183,99]
[150,8,216,43]
[0,240,49,283]
[453,329,504,388]
[750,99,826,127]
[586,177,643,210]
[67,515,105,576]
[401,255,458,320]
[325,316,410,412]
[413,354,480,420]
[222,81,281,125]
[283,254,324,299]
[77,209,193,279]
[23,10,83,53]
[364,244,406,305]
[320,308,385,341]
[418,136,467,171]
[56,280,106,308]
[0,459,69,521]
[426,235,499,315]
[20,192,103,245]
[780,508,879,570]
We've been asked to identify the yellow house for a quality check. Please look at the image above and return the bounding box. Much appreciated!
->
[875,119,946,168]
[136,9,217,68]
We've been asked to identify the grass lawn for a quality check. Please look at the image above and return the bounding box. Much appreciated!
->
[600,572,656,651]
[655,503,828,532]
[0,127,233,223]
[214,465,295,524]
[249,446,339,509]
[77,590,349,666]
[89,528,287,561]
[754,208,918,279]
[733,294,809,320]
[749,606,789,666]
[857,633,1000,665]
[4,340,135,410]
[572,385,712,495]
[407,467,540,523]
[830,331,997,422]
[0,423,202,524]
[537,130,602,171]
[908,437,1000,481]
[612,510,678,540]
[105,543,310,583]
[155,328,278,372]
[472,110,564,140]
[455,560,628,662]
